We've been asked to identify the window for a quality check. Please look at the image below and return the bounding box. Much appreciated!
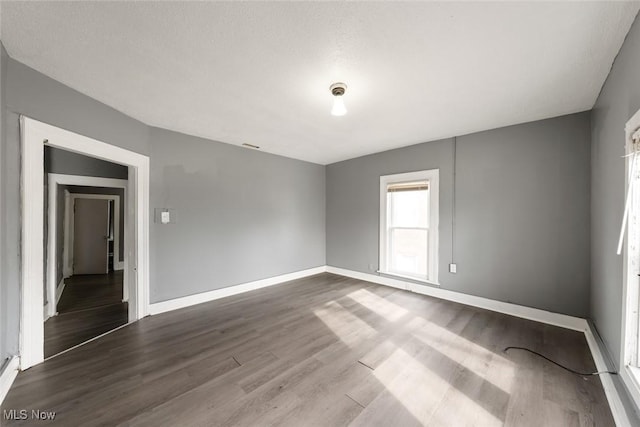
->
[621,108,640,407]
[625,141,640,364]
[380,169,439,284]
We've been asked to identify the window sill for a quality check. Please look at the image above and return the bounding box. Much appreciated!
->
[623,364,640,409]
[377,270,440,287]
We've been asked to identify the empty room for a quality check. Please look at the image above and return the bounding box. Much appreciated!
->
[1,1,640,426]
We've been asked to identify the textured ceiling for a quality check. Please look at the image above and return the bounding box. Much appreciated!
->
[2,1,639,164]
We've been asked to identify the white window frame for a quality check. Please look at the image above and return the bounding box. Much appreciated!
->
[379,169,439,285]
[621,107,640,409]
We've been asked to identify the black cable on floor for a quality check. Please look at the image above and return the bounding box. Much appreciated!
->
[503,346,617,376]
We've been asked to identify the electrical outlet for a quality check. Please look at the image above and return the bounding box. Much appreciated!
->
[449,263,457,274]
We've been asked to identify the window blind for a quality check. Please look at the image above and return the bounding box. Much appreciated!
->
[387,181,429,192]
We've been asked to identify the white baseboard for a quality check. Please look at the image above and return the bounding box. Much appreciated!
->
[43,303,50,322]
[0,356,20,405]
[327,266,636,425]
[148,266,327,316]
[585,324,633,427]
[44,279,66,322]
[114,261,124,271]
[55,279,66,304]
[326,266,588,332]
[4,263,633,424]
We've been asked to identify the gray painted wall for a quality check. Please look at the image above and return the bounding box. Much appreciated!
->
[327,112,591,318]
[149,127,326,303]
[591,12,640,368]
[1,55,327,359]
[2,56,150,359]
[591,13,640,420]
[45,146,128,179]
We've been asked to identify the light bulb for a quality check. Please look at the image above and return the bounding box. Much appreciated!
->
[331,95,347,116]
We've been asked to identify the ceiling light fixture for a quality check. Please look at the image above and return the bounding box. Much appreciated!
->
[330,82,347,116]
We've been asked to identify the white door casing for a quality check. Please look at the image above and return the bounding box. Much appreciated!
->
[21,116,150,369]
[47,175,128,318]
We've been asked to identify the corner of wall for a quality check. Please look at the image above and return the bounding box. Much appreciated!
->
[0,39,8,364]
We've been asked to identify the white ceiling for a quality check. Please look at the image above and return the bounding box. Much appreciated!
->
[2,2,639,165]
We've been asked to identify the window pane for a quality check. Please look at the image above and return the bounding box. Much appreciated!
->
[389,228,428,277]
[388,189,429,228]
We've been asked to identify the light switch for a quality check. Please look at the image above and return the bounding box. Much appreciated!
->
[161,211,170,224]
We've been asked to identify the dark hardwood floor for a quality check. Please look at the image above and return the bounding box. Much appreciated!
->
[44,271,128,358]
[4,273,613,426]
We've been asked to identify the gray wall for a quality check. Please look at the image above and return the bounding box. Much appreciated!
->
[1,56,150,359]
[591,13,640,421]
[0,54,327,359]
[327,112,591,318]
[591,8,640,392]
[45,146,128,179]
[149,127,326,303]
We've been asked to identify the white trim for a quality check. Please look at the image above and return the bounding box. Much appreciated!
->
[326,266,587,332]
[379,169,439,284]
[621,366,640,419]
[376,270,440,287]
[145,264,629,424]
[43,279,66,322]
[63,190,72,277]
[585,324,634,427]
[148,266,326,316]
[20,116,45,369]
[0,356,20,405]
[621,107,640,412]
[20,116,150,369]
[44,322,132,362]
[328,265,635,424]
[56,278,66,305]
[47,175,127,318]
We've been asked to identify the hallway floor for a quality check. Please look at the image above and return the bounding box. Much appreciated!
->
[44,271,128,358]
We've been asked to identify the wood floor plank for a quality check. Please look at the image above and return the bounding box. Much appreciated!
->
[1,273,615,426]
[44,271,127,358]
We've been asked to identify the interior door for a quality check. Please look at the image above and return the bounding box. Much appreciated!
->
[73,198,110,275]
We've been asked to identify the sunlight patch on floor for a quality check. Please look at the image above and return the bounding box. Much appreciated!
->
[346,288,408,322]
[313,301,377,346]
[412,320,515,393]
[371,347,504,425]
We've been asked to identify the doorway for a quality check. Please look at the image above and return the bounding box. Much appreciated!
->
[44,177,130,358]
[20,116,150,369]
